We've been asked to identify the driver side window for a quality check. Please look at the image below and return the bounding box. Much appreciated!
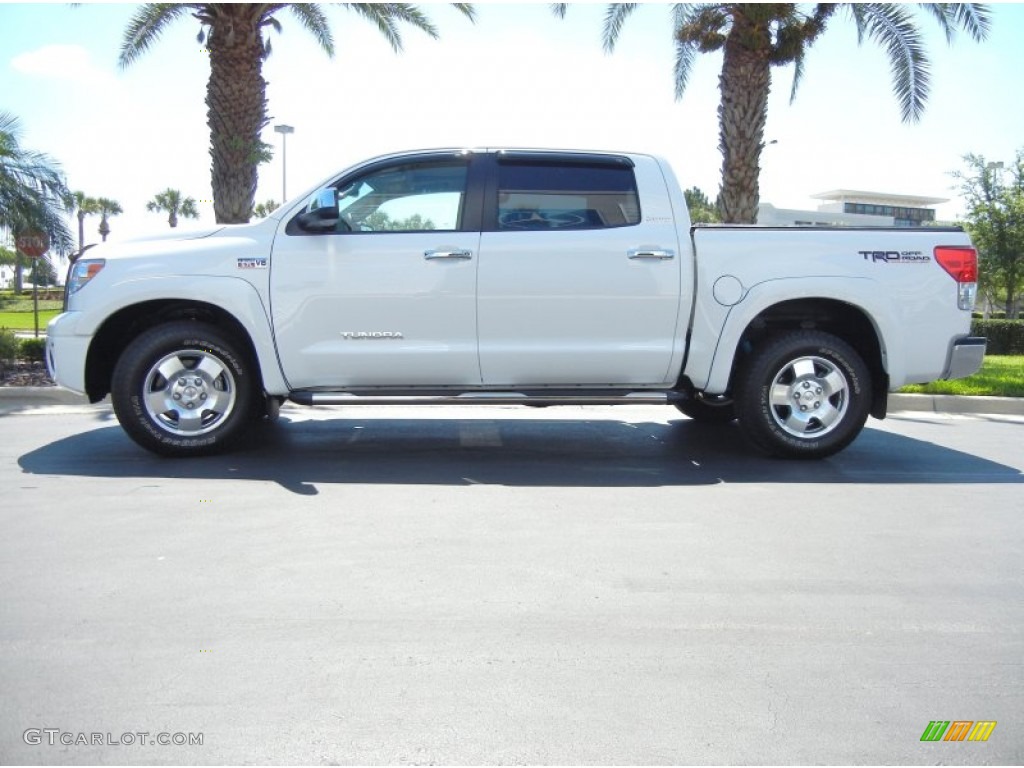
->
[336,160,469,233]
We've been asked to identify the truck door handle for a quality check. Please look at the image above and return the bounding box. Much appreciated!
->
[424,248,472,260]
[628,248,675,260]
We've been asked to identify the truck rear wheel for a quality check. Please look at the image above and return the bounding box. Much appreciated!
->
[111,321,257,457]
[735,331,870,459]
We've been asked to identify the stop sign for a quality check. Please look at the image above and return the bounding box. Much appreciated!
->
[15,230,49,259]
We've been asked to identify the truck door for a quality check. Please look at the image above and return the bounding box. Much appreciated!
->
[271,153,483,389]
[476,153,683,386]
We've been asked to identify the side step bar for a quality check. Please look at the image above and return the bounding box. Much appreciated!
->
[289,390,684,407]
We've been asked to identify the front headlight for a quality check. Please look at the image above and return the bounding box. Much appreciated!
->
[67,259,105,296]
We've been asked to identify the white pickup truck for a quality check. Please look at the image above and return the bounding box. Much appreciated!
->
[47,148,986,459]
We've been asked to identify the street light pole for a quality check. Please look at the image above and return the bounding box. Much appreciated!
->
[273,124,295,202]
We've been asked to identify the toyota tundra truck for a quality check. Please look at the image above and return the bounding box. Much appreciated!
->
[46,148,986,459]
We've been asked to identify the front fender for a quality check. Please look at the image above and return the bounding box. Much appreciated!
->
[77,275,288,395]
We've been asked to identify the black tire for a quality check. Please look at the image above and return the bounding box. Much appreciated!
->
[674,392,736,423]
[111,321,258,457]
[734,331,871,459]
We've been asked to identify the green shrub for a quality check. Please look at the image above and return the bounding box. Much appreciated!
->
[18,336,47,362]
[0,328,18,363]
[972,319,1024,355]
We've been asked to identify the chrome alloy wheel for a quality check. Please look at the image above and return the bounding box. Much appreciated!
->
[142,349,238,436]
[767,355,850,439]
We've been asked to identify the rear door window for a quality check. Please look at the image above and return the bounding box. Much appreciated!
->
[495,159,641,231]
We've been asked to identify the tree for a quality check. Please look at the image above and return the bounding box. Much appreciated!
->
[96,197,123,242]
[252,199,279,218]
[684,186,721,224]
[72,191,102,252]
[147,188,200,228]
[557,4,990,223]
[363,211,435,231]
[0,245,16,288]
[956,151,1024,318]
[0,111,73,291]
[119,3,476,226]
[28,255,58,287]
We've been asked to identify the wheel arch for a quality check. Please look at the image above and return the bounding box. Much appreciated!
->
[706,294,892,420]
[85,299,267,404]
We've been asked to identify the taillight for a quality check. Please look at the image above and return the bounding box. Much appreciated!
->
[934,246,978,310]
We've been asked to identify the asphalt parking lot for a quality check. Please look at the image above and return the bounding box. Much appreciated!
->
[1,402,1022,764]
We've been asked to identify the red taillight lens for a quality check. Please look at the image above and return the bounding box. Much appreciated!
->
[934,246,978,283]
[934,246,978,310]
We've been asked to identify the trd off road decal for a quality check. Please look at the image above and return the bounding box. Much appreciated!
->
[859,250,931,264]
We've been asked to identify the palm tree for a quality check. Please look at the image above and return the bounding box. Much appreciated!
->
[95,197,123,242]
[119,3,476,226]
[147,188,200,228]
[72,191,102,252]
[557,4,990,223]
[1,111,73,291]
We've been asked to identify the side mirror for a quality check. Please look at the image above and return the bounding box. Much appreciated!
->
[296,188,340,232]
[312,188,339,212]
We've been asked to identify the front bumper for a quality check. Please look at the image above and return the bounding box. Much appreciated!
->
[45,312,90,395]
[943,336,986,380]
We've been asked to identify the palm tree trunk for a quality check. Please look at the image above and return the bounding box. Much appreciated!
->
[717,16,771,224]
[13,252,24,293]
[206,8,268,225]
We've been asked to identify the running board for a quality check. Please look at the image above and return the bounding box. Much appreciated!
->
[289,390,683,407]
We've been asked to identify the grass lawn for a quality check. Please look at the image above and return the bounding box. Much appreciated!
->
[900,356,1024,397]
[0,310,61,331]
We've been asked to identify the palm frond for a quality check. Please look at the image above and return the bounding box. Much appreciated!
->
[673,36,699,100]
[848,3,867,45]
[922,3,992,43]
[602,4,639,53]
[551,3,568,20]
[0,113,69,211]
[450,3,477,23]
[96,198,123,216]
[788,46,805,104]
[851,4,930,123]
[285,3,335,56]
[937,2,987,41]
[119,3,195,68]
[345,4,439,53]
[671,4,701,99]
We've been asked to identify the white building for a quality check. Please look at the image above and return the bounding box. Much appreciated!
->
[758,189,946,227]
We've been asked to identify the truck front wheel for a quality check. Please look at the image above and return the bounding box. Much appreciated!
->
[674,392,736,423]
[735,331,870,459]
[111,322,257,457]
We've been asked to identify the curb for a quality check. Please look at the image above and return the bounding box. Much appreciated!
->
[0,386,96,413]
[0,386,90,405]
[886,393,1024,416]
[2,387,1023,417]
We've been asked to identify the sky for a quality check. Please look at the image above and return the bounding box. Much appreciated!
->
[3,1,1024,249]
